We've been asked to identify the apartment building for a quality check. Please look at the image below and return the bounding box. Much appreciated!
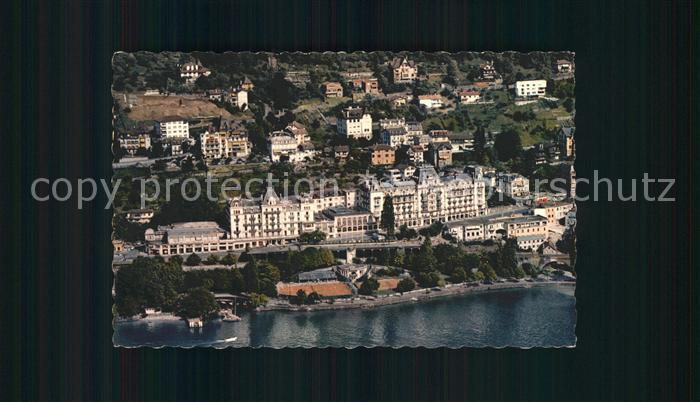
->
[405,145,425,164]
[337,106,373,140]
[285,121,310,145]
[267,131,317,163]
[498,173,530,199]
[155,116,190,139]
[381,127,410,148]
[515,80,547,98]
[427,142,453,169]
[267,131,299,162]
[228,89,249,110]
[201,130,251,160]
[370,144,396,166]
[533,201,575,228]
[119,134,152,154]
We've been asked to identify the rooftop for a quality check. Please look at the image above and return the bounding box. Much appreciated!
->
[323,207,370,218]
[298,267,338,282]
[372,144,394,151]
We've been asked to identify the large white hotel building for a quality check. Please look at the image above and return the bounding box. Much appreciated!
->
[357,165,488,228]
[144,166,488,255]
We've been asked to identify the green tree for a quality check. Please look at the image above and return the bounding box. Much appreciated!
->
[283,248,336,279]
[185,253,201,266]
[113,214,145,242]
[416,271,442,288]
[392,249,405,267]
[230,269,245,294]
[298,230,327,244]
[257,261,281,297]
[470,270,485,282]
[295,289,308,304]
[472,126,487,164]
[306,291,321,304]
[495,238,518,277]
[170,255,183,267]
[563,98,574,113]
[478,259,498,281]
[514,265,526,279]
[358,277,380,295]
[176,287,218,319]
[380,196,396,236]
[221,253,237,266]
[248,293,269,308]
[395,277,416,293]
[114,257,184,317]
[204,254,219,266]
[397,224,418,240]
[449,267,467,283]
[242,259,260,293]
[411,237,437,272]
[494,128,522,162]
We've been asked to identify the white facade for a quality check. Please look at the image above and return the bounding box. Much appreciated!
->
[337,107,373,140]
[381,127,410,148]
[119,134,151,154]
[268,132,299,162]
[447,214,548,251]
[285,121,310,145]
[418,95,445,109]
[533,201,575,228]
[358,165,488,229]
[155,118,190,139]
[179,61,211,84]
[458,91,481,104]
[379,118,406,130]
[498,173,530,199]
[229,90,248,110]
[229,187,316,244]
[515,80,547,98]
[267,131,317,163]
[201,131,251,160]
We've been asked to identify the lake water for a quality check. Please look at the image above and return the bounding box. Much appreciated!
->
[113,285,576,348]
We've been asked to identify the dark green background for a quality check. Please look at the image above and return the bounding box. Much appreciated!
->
[0,1,696,401]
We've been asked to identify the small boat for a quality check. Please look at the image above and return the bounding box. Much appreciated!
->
[410,297,418,301]
[223,337,237,342]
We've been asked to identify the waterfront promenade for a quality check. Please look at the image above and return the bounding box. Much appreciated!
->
[256,279,575,312]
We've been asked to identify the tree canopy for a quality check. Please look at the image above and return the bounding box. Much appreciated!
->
[176,287,218,319]
[380,196,396,236]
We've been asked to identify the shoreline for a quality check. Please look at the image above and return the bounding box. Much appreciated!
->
[113,280,576,324]
[256,280,576,313]
[114,312,184,324]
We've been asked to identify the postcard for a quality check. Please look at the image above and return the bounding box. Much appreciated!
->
[111,51,576,348]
